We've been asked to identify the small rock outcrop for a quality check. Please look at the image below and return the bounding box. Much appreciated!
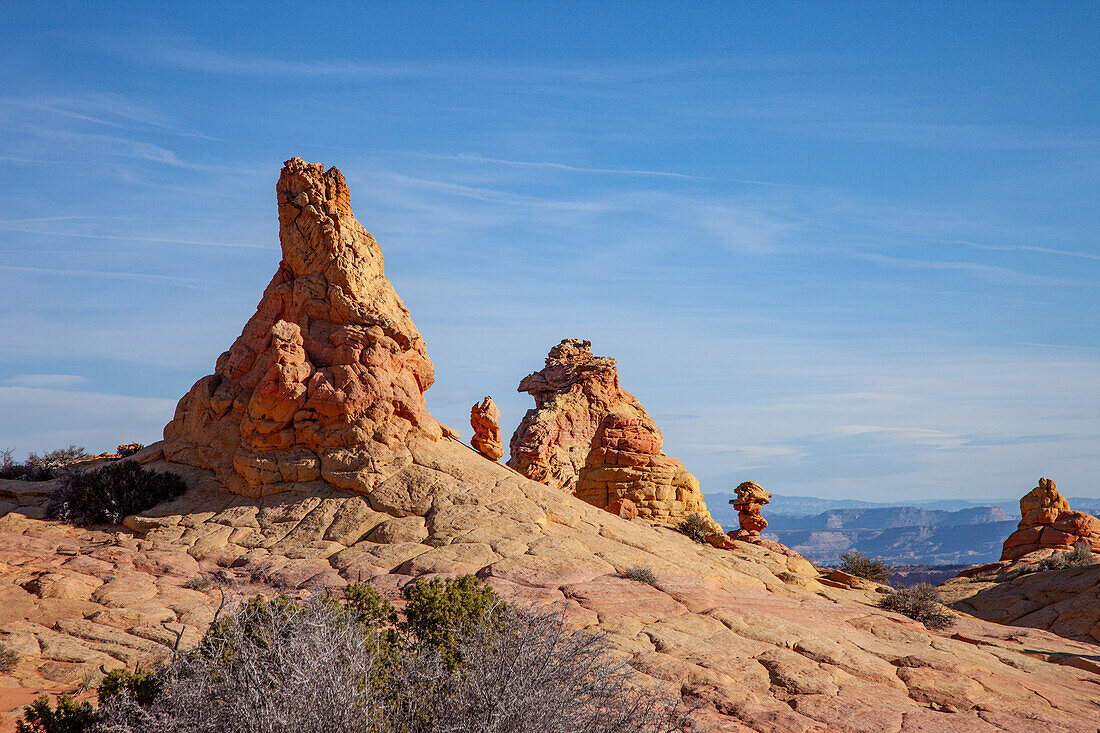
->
[730,480,771,535]
[163,158,443,497]
[469,396,504,461]
[509,339,712,525]
[1000,478,1100,563]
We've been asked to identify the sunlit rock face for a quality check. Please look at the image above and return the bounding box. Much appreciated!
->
[164,157,442,497]
[1000,478,1100,562]
[509,339,711,525]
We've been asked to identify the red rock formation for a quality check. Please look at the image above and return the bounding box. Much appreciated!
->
[730,480,771,535]
[469,396,504,461]
[509,339,712,525]
[1000,478,1100,562]
[163,158,442,496]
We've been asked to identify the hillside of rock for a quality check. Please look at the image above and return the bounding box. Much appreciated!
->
[2,160,1100,732]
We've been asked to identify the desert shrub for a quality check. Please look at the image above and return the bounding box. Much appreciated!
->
[619,566,658,586]
[1036,541,1096,572]
[0,641,18,673]
[400,574,508,670]
[181,577,212,592]
[0,448,56,482]
[98,668,160,707]
[27,446,89,470]
[92,576,686,733]
[17,694,96,733]
[878,584,955,630]
[47,461,186,525]
[676,512,712,544]
[837,550,892,584]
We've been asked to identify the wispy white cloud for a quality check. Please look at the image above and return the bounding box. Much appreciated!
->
[0,217,271,250]
[8,374,88,388]
[402,151,694,179]
[0,265,222,290]
[853,252,1068,287]
[958,240,1100,262]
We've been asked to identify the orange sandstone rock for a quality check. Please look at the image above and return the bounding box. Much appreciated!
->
[163,158,442,497]
[730,480,771,535]
[469,396,504,461]
[999,478,1100,562]
[510,339,712,525]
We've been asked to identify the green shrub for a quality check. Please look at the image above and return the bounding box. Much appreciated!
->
[98,667,161,707]
[16,694,96,733]
[878,584,955,630]
[676,512,712,544]
[837,550,892,584]
[47,460,186,525]
[401,575,508,670]
[619,566,658,585]
[0,641,18,673]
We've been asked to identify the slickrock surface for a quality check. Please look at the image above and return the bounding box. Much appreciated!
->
[163,158,442,498]
[510,339,712,525]
[941,478,1100,646]
[3,164,1100,731]
[469,396,504,461]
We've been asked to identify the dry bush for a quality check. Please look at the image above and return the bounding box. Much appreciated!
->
[878,584,954,630]
[1037,541,1096,572]
[619,566,658,586]
[48,461,186,526]
[837,550,892,584]
[94,580,687,733]
[0,641,18,673]
[676,512,712,544]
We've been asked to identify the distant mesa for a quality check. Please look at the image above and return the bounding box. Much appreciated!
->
[509,338,713,525]
[163,157,443,497]
[469,396,504,461]
[1000,477,1100,563]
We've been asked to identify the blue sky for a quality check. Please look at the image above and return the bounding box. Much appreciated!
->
[1,2,1097,502]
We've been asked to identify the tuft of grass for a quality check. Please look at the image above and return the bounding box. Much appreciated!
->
[878,584,955,630]
[619,566,658,586]
[676,512,713,544]
[837,550,892,584]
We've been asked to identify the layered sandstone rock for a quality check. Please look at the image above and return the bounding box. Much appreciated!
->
[510,339,711,524]
[163,158,442,497]
[469,396,504,461]
[730,480,771,535]
[1000,478,1100,563]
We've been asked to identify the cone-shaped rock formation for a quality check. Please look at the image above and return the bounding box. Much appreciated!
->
[1000,477,1100,562]
[509,339,711,524]
[164,158,442,496]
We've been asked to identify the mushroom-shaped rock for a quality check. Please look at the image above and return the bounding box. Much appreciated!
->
[470,396,505,461]
[163,158,442,497]
[730,480,771,535]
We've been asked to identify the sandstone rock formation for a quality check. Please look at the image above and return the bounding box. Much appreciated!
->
[4,163,1100,731]
[1000,478,1100,563]
[730,480,771,535]
[469,396,504,461]
[163,158,442,497]
[509,339,712,524]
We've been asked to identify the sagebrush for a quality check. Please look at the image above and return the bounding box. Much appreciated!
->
[878,583,955,630]
[837,550,891,584]
[47,461,186,525]
[28,576,685,733]
[1036,541,1096,572]
[619,566,658,586]
[676,512,712,543]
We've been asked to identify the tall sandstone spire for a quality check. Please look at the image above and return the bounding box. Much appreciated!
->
[164,158,442,497]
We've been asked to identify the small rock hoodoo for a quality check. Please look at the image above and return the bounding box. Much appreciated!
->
[469,396,504,461]
[509,339,712,524]
[729,480,771,536]
[163,158,443,497]
[1000,477,1100,562]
